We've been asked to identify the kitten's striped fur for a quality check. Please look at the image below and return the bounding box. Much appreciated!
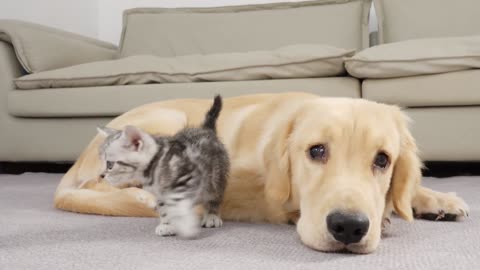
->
[97,96,229,238]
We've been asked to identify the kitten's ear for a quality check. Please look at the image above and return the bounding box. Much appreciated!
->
[97,126,118,137]
[122,125,145,151]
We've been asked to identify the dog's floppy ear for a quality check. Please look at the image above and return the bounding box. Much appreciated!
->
[263,111,298,206]
[390,111,422,222]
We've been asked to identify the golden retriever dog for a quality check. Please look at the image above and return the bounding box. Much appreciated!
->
[54,92,469,253]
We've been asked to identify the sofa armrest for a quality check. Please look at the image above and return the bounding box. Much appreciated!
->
[0,40,23,92]
[0,20,118,73]
[0,40,23,115]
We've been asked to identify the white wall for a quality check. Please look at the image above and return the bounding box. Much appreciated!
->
[0,0,99,38]
[369,3,378,32]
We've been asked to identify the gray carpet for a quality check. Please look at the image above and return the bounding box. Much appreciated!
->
[0,173,478,270]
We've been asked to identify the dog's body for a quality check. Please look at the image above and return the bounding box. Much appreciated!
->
[55,92,469,253]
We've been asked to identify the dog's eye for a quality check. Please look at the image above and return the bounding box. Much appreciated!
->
[106,161,114,170]
[373,152,389,170]
[309,144,328,162]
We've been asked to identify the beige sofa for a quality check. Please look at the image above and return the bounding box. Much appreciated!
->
[0,0,478,163]
[361,0,480,161]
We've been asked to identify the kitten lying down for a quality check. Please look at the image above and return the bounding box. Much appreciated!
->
[97,96,229,238]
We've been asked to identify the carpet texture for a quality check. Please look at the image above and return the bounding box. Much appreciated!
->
[1,173,478,270]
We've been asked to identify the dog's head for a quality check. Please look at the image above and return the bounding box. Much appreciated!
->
[263,98,421,253]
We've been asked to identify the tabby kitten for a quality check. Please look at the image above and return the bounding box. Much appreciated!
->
[97,96,229,238]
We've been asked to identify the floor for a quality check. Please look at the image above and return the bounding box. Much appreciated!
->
[1,173,479,270]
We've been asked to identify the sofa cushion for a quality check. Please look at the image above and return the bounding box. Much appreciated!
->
[119,0,371,58]
[9,78,360,117]
[345,36,480,79]
[15,44,354,90]
[374,0,480,44]
[362,70,480,107]
[0,20,117,73]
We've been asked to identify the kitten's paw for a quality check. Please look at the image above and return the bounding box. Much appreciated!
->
[201,214,223,228]
[174,214,200,239]
[155,224,176,237]
[177,224,199,239]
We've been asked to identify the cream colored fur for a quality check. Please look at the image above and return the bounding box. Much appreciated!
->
[54,92,469,253]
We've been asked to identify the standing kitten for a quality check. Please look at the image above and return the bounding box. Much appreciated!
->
[97,96,229,238]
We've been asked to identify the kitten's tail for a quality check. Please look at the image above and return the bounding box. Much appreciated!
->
[202,95,222,131]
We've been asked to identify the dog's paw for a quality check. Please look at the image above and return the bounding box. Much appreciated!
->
[413,190,469,221]
[201,214,223,228]
[127,188,157,209]
[155,223,176,237]
[144,196,158,210]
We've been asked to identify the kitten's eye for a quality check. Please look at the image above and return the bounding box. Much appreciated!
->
[106,161,114,170]
[308,144,328,162]
[373,152,389,170]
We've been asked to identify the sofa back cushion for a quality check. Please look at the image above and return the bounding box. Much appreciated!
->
[119,0,371,58]
[374,0,480,44]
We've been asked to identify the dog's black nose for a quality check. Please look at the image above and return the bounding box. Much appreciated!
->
[326,212,369,245]
[100,173,105,178]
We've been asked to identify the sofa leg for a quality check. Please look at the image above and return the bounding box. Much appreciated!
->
[0,162,72,174]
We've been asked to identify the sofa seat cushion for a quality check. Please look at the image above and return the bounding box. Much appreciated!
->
[362,70,480,107]
[15,44,353,90]
[345,36,480,79]
[8,77,360,117]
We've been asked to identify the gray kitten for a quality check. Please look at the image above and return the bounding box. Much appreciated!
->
[97,96,229,238]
